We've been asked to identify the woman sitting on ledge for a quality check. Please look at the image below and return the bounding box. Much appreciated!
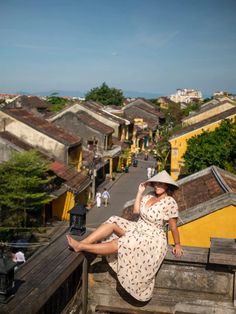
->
[67,170,183,302]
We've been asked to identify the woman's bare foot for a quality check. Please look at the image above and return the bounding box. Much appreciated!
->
[66,235,82,252]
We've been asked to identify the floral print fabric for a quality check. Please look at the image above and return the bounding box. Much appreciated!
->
[103,194,179,302]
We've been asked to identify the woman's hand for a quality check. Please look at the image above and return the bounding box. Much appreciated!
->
[172,244,183,257]
[138,182,147,194]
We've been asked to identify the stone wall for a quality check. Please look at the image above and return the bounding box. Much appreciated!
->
[87,246,236,314]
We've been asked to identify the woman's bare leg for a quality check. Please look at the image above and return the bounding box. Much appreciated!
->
[79,223,125,244]
[67,237,118,255]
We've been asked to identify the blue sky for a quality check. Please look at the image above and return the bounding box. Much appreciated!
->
[1,0,236,97]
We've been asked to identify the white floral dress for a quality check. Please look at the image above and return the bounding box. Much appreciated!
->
[103,194,179,302]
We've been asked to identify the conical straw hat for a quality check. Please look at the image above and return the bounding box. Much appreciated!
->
[146,170,179,188]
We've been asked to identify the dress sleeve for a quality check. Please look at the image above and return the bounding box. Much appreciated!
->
[163,196,179,220]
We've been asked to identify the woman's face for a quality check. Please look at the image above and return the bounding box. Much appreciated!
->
[152,182,168,195]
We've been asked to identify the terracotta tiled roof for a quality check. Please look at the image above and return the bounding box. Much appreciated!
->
[11,95,49,109]
[123,98,158,111]
[171,107,236,139]
[82,101,126,125]
[50,162,91,191]
[134,103,164,118]
[123,109,159,130]
[76,111,114,134]
[174,166,236,212]
[221,174,236,193]
[173,172,224,212]
[2,108,81,146]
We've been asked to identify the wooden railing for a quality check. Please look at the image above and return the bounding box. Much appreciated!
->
[0,229,88,314]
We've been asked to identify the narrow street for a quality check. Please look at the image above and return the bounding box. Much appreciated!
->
[86,155,156,228]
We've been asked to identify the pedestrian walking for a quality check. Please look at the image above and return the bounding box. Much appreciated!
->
[151,166,156,177]
[95,191,102,208]
[147,166,152,179]
[102,188,110,207]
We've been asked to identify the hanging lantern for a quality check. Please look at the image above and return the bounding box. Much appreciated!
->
[68,204,87,236]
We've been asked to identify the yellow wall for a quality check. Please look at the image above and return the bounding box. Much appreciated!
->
[52,191,75,221]
[169,114,236,180]
[68,145,83,171]
[168,205,236,248]
[52,187,90,221]
[182,102,234,126]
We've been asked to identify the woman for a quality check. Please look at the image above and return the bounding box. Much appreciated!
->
[95,191,102,208]
[67,170,183,302]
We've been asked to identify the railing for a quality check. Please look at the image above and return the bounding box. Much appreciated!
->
[0,229,89,314]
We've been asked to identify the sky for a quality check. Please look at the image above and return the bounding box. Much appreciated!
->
[0,0,236,98]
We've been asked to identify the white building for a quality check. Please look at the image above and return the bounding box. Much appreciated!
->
[169,88,203,103]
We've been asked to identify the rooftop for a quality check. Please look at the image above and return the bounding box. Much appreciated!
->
[82,101,126,125]
[182,97,236,122]
[10,95,49,109]
[76,111,114,134]
[1,108,82,146]
[50,161,91,192]
[170,106,236,139]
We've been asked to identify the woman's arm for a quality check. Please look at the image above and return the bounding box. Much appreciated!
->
[168,218,183,257]
[133,182,146,214]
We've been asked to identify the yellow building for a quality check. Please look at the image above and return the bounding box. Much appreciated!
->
[48,162,91,221]
[182,96,236,126]
[169,107,236,180]
[168,166,236,248]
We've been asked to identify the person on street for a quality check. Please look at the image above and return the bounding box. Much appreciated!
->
[95,191,102,208]
[147,166,152,179]
[151,166,156,177]
[102,188,110,207]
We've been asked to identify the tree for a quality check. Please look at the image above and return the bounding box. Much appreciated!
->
[183,118,236,175]
[161,101,182,130]
[47,92,67,112]
[154,141,171,172]
[182,102,201,117]
[85,82,124,106]
[0,150,54,228]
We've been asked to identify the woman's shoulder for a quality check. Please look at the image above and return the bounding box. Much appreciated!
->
[165,195,178,204]
[166,195,175,200]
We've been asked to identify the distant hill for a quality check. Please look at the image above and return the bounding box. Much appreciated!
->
[27,89,164,99]
[32,90,85,97]
[123,90,163,99]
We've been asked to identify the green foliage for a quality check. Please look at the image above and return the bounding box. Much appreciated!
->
[161,102,183,130]
[153,141,171,172]
[0,150,54,228]
[183,118,236,175]
[182,102,201,117]
[147,98,158,105]
[85,82,124,106]
[47,93,66,112]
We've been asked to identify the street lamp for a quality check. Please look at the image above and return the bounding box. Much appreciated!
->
[68,204,87,236]
[0,250,16,303]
